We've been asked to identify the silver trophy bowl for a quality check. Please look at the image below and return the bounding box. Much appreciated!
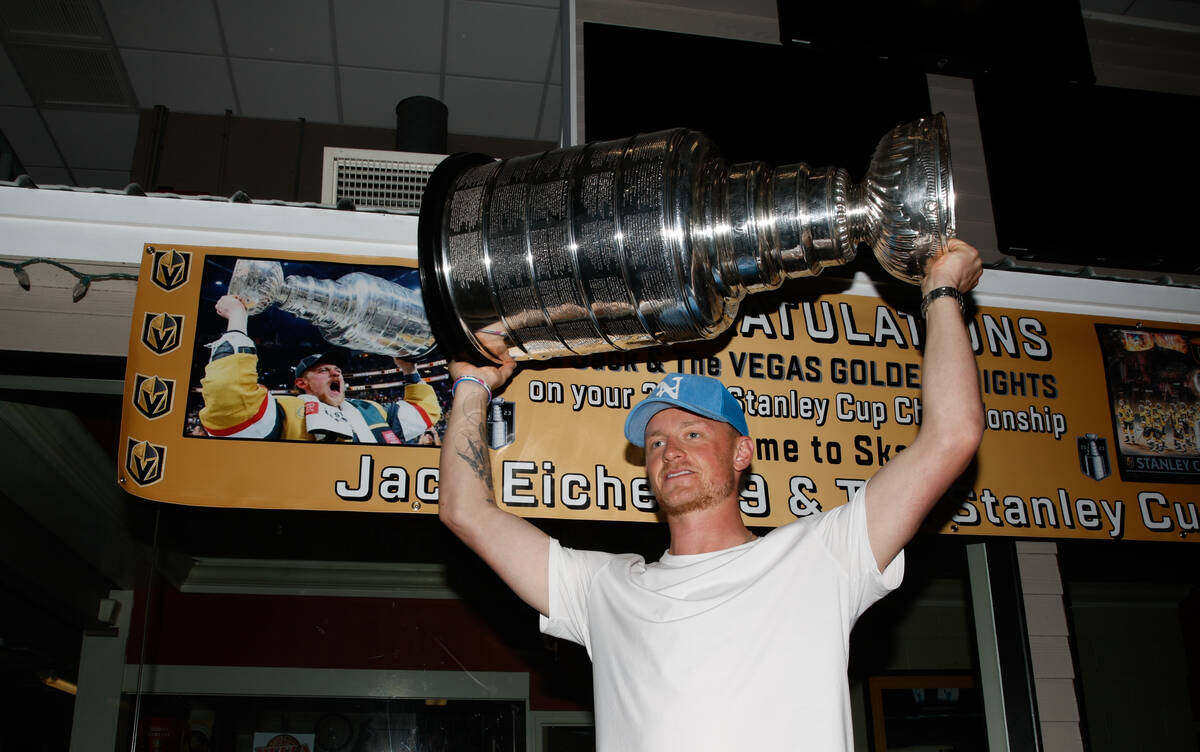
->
[418,114,954,363]
[228,259,437,358]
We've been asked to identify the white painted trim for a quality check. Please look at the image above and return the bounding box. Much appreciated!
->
[4,184,1199,333]
[0,186,419,265]
[967,543,1011,752]
[834,267,1200,324]
[0,375,125,394]
[182,558,460,599]
[72,590,134,752]
[121,665,529,700]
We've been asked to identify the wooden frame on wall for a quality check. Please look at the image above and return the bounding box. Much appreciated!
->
[867,673,984,752]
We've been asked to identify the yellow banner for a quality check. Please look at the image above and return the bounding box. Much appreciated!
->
[119,244,1200,543]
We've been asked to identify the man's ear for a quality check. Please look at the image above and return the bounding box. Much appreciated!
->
[733,435,753,471]
[294,377,308,393]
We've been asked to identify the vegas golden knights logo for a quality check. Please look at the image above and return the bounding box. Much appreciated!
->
[141,312,184,355]
[125,438,166,486]
[133,374,175,420]
[149,247,191,291]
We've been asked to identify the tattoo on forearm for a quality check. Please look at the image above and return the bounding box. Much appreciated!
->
[454,404,496,504]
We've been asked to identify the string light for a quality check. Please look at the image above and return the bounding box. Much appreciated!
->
[0,257,137,301]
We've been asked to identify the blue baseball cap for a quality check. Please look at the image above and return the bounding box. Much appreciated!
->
[623,373,749,447]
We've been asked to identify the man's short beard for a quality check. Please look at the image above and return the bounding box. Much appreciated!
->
[657,477,736,518]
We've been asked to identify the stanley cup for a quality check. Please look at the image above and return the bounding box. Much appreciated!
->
[418,114,955,364]
[227,259,437,358]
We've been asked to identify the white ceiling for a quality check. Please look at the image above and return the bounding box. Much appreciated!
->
[0,0,1197,193]
[0,0,564,190]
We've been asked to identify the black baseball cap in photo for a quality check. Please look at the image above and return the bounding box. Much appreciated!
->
[294,350,347,379]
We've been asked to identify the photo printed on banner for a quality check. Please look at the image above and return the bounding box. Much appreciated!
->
[183,254,450,446]
[1096,324,1200,483]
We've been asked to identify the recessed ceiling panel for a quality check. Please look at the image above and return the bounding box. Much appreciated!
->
[446,0,557,82]
[0,0,108,42]
[7,42,134,108]
[340,67,440,128]
[231,58,339,122]
[217,0,334,64]
[334,0,445,72]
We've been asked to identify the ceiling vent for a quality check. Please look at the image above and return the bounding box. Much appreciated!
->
[0,0,107,41]
[0,0,136,110]
[320,147,446,212]
[6,42,133,108]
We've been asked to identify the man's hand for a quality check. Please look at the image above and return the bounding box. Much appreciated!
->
[214,294,249,333]
[438,353,548,616]
[865,237,985,572]
[922,238,983,296]
[393,358,416,375]
[450,357,518,396]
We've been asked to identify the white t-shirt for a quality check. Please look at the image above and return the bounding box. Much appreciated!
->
[540,486,903,752]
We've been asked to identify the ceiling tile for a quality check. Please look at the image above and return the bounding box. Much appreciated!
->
[446,0,558,82]
[334,0,445,72]
[443,76,541,139]
[0,105,61,166]
[538,84,561,142]
[100,0,224,54]
[122,50,237,114]
[73,168,132,189]
[217,0,334,63]
[231,59,339,122]
[340,68,441,128]
[42,110,139,171]
[0,45,32,107]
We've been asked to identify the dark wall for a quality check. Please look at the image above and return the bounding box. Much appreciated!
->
[129,108,556,203]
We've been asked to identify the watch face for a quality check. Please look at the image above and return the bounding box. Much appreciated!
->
[314,714,353,751]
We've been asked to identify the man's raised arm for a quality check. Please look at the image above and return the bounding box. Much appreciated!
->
[865,238,986,571]
[438,360,551,616]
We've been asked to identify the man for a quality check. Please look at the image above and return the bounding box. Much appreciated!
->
[437,239,984,751]
[199,294,441,443]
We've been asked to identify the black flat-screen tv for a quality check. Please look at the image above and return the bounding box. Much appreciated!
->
[777,0,1094,85]
[975,79,1199,275]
